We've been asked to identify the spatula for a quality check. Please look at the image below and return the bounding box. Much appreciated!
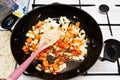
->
[7,30,60,80]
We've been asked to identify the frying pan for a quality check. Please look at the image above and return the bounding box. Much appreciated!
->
[1,3,103,80]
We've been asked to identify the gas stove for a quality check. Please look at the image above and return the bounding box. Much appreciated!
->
[18,0,120,80]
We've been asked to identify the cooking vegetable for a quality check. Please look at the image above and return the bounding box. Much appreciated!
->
[22,16,88,74]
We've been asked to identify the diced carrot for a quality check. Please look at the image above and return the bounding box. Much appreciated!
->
[34,25,41,29]
[63,38,68,44]
[22,46,28,53]
[34,21,46,29]
[39,57,46,61]
[73,38,83,46]
[67,25,73,31]
[35,34,40,40]
[33,48,37,52]
[44,66,49,70]
[43,60,49,67]
[72,46,81,56]
[59,57,65,62]
[73,46,79,51]
[70,33,75,38]
[32,44,37,49]
[54,57,66,64]
[64,34,69,38]
[54,58,60,63]
[73,38,77,42]
[54,51,60,56]
[32,44,37,52]
[46,49,51,53]
[44,47,51,53]
[67,42,72,47]
[58,42,67,49]
[42,53,48,57]
[26,37,32,43]
[68,30,72,34]
[79,40,83,46]
[53,64,59,71]
[75,21,80,27]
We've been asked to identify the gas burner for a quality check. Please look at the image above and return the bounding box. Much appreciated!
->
[103,39,120,62]
[98,4,113,36]
[99,4,109,14]
[100,39,120,74]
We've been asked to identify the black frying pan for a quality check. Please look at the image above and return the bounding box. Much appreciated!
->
[1,3,103,80]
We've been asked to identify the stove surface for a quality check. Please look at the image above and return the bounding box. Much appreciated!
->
[18,0,120,80]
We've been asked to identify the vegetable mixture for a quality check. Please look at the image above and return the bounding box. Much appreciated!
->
[22,16,88,74]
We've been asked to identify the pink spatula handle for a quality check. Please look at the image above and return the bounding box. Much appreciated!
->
[7,43,47,80]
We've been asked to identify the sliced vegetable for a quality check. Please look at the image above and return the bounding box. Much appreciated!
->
[22,45,28,53]
[52,64,59,71]
[75,21,80,27]
[26,37,32,44]
[43,60,49,67]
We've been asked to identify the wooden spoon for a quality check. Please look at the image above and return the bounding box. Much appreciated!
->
[7,30,60,80]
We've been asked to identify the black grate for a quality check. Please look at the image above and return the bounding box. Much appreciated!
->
[22,0,120,76]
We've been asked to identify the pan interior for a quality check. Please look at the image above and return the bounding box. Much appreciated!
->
[10,4,102,79]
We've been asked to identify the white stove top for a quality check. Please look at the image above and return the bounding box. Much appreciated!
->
[18,0,120,80]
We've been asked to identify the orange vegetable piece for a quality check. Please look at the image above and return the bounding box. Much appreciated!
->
[43,60,49,67]
[54,57,66,64]
[58,41,67,49]
[32,44,37,49]
[44,66,49,70]
[35,34,40,40]
[42,53,48,57]
[34,21,46,29]
[68,30,72,34]
[73,39,83,45]
[70,33,75,38]
[75,21,80,27]
[72,46,81,56]
[54,51,60,56]
[67,25,73,31]
[33,48,37,52]
[54,58,60,63]
[22,46,28,53]
[53,64,59,71]
[39,57,46,61]
[34,25,41,29]
[26,37,32,43]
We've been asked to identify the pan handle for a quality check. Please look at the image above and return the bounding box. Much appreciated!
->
[1,12,22,31]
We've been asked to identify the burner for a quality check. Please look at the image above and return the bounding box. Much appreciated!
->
[99,4,109,14]
[99,4,113,36]
[103,39,120,62]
